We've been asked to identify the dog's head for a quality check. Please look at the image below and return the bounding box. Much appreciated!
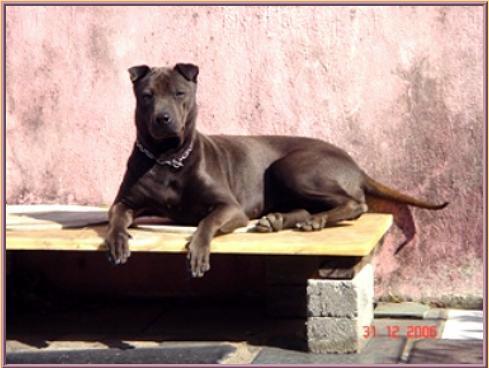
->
[129,63,199,148]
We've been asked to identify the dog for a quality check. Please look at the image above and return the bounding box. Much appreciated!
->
[105,63,448,277]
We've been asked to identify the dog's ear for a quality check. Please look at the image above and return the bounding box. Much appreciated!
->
[128,65,151,83]
[174,63,199,83]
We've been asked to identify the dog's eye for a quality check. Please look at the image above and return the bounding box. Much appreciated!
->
[175,91,185,98]
[142,92,153,103]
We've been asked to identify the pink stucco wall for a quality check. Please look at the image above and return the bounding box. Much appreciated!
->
[6,6,484,303]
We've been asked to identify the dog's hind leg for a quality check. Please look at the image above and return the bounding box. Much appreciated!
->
[296,200,368,232]
[255,150,368,233]
[255,209,311,232]
[254,200,367,232]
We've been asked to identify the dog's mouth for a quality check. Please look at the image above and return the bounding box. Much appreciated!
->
[148,124,184,149]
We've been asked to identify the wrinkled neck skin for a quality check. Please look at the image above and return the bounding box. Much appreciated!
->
[136,105,198,159]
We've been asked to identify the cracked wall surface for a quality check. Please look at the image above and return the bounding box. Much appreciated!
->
[6,6,484,302]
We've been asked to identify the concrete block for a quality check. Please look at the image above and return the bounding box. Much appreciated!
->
[306,314,373,353]
[306,265,374,353]
[307,263,374,318]
[374,302,430,319]
[423,308,449,320]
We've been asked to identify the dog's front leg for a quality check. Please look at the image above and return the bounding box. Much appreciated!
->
[105,202,134,265]
[188,204,248,277]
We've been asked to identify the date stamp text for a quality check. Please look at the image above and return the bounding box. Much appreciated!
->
[362,325,438,339]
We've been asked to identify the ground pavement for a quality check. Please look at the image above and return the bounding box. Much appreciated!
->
[6,299,484,365]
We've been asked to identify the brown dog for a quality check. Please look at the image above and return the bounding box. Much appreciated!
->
[105,63,448,277]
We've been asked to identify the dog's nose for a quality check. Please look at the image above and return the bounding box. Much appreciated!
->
[156,113,172,125]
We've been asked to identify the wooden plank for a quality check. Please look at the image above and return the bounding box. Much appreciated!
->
[318,252,374,279]
[6,213,393,256]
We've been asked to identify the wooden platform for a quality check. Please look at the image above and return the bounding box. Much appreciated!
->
[6,205,393,256]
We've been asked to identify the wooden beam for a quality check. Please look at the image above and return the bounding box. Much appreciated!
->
[318,253,374,279]
[6,213,392,257]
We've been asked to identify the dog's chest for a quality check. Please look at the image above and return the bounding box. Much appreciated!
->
[138,167,211,223]
[143,168,182,206]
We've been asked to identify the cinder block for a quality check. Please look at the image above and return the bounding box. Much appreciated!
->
[307,264,374,318]
[265,260,375,353]
[308,336,368,354]
[306,314,373,353]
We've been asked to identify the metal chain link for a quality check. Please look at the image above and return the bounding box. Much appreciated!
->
[135,140,194,169]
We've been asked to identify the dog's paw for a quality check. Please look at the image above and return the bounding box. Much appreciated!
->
[296,216,327,232]
[105,230,131,265]
[187,241,210,278]
[254,213,284,232]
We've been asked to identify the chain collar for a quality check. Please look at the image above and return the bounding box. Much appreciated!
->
[135,139,194,169]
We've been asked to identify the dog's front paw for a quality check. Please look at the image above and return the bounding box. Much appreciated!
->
[105,229,131,265]
[187,241,210,278]
[254,213,284,232]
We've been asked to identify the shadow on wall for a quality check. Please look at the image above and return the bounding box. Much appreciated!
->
[366,197,415,254]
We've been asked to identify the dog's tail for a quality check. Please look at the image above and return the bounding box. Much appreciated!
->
[363,175,449,210]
